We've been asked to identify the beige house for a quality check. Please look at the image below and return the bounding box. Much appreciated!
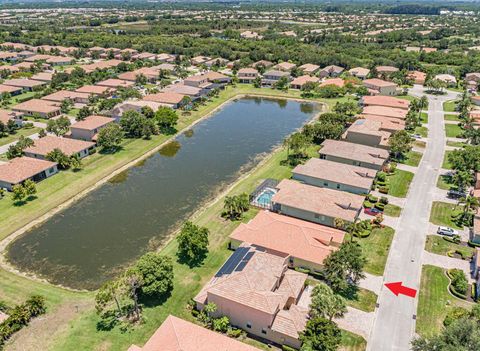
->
[237,68,258,83]
[319,139,389,170]
[261,70,290,87]
[319,65,344,78]
[143,92,185,109]
[69,115,115,142]
[195,244,309,349]
[358,114,405,133]
[342,119,391,149]
[361,95,410,110]
[298,63,320,75]
[42,90,90,105]
[362,105,408,120]
[290,75,319,90]
[111,100,163,121]
[349,67,370,80]
[273,62,297,72]
[293,158,376,195]
[0,157,58,191]
[12,99,61,118]
[24,135,95,159]
[363,78,398,96]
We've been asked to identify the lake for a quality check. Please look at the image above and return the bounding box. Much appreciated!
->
[6,97,320,289]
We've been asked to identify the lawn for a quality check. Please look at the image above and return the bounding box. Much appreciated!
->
[340,330,367,351]
[414,140,426,149]
[446,140,466,148]
[0,127,41,147]
[425,235,474,260]
[442,150,453,169]
[384,204,402,217]
[414,126,428,138]
[443,100,457,113]
[343,287,378,313]
[444,114,460,121]
[416,265,472,337]
[347,226,395,276]
[0,86,346,351]
[387,169,414,198]
[396,150,422,167]
[429,201,464,230]
[445,124,464,138]
[420,112,428,124]
[436,174,455,191]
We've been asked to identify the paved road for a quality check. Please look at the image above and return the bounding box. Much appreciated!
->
[367,86,460,351]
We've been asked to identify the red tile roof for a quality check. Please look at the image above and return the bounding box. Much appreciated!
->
[0,157,57,184]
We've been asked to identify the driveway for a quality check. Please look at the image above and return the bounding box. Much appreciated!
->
[335,307,375,340]
[367,86,461,351]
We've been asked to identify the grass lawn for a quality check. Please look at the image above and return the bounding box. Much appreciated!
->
[340,330,367,351]
[416,265,472,337]
[347,226,395,276]
[0,127,41,147]
[429,201,464,230]
[420,112,428,124]
[442,150,453,169]
[387,169,414,198]
[0,86,346,351]
[436,174,456,191]
[425,235,474,260]
[4,91,37,107]
[414,126,428,138]
[397,150,422,167]
[384,204,402,217]
[414,140,426,149]
[445,124,464,138]
[343,287,378,313]
[443,100,457,113]
[444,114,460,121]
[446,140,467,148]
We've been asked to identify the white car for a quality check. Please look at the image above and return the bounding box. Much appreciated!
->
[437,226,458,236]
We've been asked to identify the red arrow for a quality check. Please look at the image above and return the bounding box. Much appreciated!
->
[385,282,417,298]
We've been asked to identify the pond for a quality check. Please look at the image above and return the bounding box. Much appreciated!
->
[6,97,320,290]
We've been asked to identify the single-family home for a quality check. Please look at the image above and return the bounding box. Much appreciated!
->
[319,78,345,88]
[298,63,320,76]
[156,53,176,63]
[31,72,53,83]
[376,66,399,77]
[111,100,163,121]
[46,56,74,66]
[363,78,398,96]
[229,210,345,274]
[127,315,261,351]
[273,62,296,72]
[251,60,273,69]
[0,84,22,96]
[362,105,408,120]
[349,67,370,80]
[143,92,185,109]
[318,65,344,78]
[203,71,231,85]
[0,65,20,74]
[96,78,134,89]
[472,96,480,107]
[342,119,391,149]
[319,139,389,170]
[240,31,263,40]
[163,83,203,100]
[12,99,61,118]
[42,90,90,105]
[75,85,114,97]
[69,115,115,142]
[361,95,410,110]
[261,70,290,87]
[0,157,58,191]
[237,68,259,83]
[0,109,22,127]
[2,78,47,92]
[408,71,427,85]
[435,74,457,86]
[465,73,480,91]
[190,56,211,66]
[117,67,159,83]
[195,244,309,350]
[290,75,319,90]
[272,179,364,227]
[0,51,18,62]
[471,216,480,244]
[357,114,405,133]
[204,58,229,68]
[131,52,157,61]
[292,158,376,195]
[24,135,95,159]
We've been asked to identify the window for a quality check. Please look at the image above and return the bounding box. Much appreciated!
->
[323,182,328,186]
[320,154,326,159]
[336,184,341,189]
[246,322,252,329]
[261,328,267,335]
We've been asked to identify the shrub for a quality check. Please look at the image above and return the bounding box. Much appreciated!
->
[380,196,389,205]
[368,194,378,203]
[449,269,468,296]
[379,186,389,194]
[282,346,296,351]
[227,327,245,338]
[376,172,387,182]
[375,203,385,211]
[363,200,373,208]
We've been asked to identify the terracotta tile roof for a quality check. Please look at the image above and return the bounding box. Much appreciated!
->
[293,158,376,190]
[3,78,46,89]
[163,84,201,96]
[0,84,22,94]
[376,65,398,73]
[31,72,53,82]
[129,315,261,351]
[0,109,16,124]
[319,139,389,166]
[0,157,57,184]
[362,105,407,119]
[349,67,370,77]
[25,135,94,157]
[143,92,185,105]
[42,90,90,102]
[238,68,258,75]
[345,118,391,142]
[273,179,364,223]
[271,304,309,339]
[203,71,229,81]
[75,85,113,95]
[274,62,296,71]
[12,99,60,114]
[291,75,319,87]
[0,65,19,73]
[319,78,345,87]
[363,78,397,88]
[70,115,114,131]
[230,210,345,266]
[299,63,320,73]
[96,79,134,88]
[46,56,74,64]
[362,95,410,110]
[358,114,405,131]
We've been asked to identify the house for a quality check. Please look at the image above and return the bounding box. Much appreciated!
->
[0,51,18,61]
[12,62,39,71]
[472,96,480,107]
[163,83,203,99]
[292,158,376,195]
[143,92,185,109]
[465,73,480,91]
[349,67,370,80]
[357,114,405,133]
[96,79,134,89]
[237,68,259,83]
[17,50,35,59]
[319,139,389,170]
[376,66,399,76]
[24,135,95,159]
[240,31,263,40]
[24,54,54,62]
[435,74,457,86]
[318,65,344,78]
[203,71,231,85]
[361,95,410,110]
[474,249,480,298]
[319,78,345,88]
[42,90,90,105]
[111,100,163,121]
[362,105,408,120]
[155,63,176,74]
[251,60,273,69]
[0,109,22,127]
[0,65,20,74]
[363,78,398,96]
[46,56,74,66]
[261,70,290,87]
[156,53,176,63]
[31,72,53,83]
[131,52,156,61]
[12,99,61,118]
[194,244,309,349]
[342,119,391,149]
[69,115,115,142]
[0,84,23,96]
[75,85,114,97]
[273,62,296,72]
[2,78,46,92]
[272,179,364,227]
[184,74,212,89]
[408,71,427,85]
[290,75,319,90]
[127,315,261,351]
[229,210,345,274]
[204,58,229,68]
[117,67,159,83]
[298,63,320,75]
[190,56,211,66]
[0,157,58,191]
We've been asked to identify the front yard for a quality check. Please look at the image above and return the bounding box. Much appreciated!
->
[444,114,460,121]
[429,201,465,230]
[442,150,453,169]
[384,204,402,217]
[424,235,474,260]
[443,100,457,113]
[436,174,455,191]
[395,150,422,167]
[414,126,428,138]
[445,124,464,138]
[387,169,414,198]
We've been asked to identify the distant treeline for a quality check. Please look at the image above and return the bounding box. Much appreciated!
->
[384,4,453,15]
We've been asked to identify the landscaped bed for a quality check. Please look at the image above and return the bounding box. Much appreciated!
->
[442,151,453,169]
[436,174,456,191]
[424,235,474,260]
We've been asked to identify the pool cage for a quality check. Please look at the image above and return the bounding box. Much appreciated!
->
[249,178,279,210]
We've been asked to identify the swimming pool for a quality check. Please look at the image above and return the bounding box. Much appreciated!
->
[254,188,277,208]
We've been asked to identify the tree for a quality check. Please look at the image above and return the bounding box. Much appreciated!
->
[6,136,34,159]
[309,283,347,321]
[177,221,209,263]
[12,184,27,203]
[120,110,157,138]
[46,148,71,169]
[322,241,366,293]
[388,130,413,159]
[452,170,473,192]
[77,106,91,121]
[155,107,179,133]
[38,129,47,138]
[458,195,479,224]
[123,269,143,322]
[303,122,344,145]
[283,132,310,158]
[95,280,123,317]
[23,179,37,198]
[300,316,342,351]
[332,101,360,117]
[448,145,480,172]
[69,154,82,170]
[46,116,71,136]
[135,73,147,85]
[274,76,289,90]
[222,193,250,220]
[97,124,123,151]
[60,98,73,114]
[134,253,174,299]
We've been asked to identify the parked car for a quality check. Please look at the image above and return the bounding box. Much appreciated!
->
[411,133,422,139]
[437,226,458,237]
[364,207,382,216]
[447,189,467,199]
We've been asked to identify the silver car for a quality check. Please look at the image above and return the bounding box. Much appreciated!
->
[437,226,458,236]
